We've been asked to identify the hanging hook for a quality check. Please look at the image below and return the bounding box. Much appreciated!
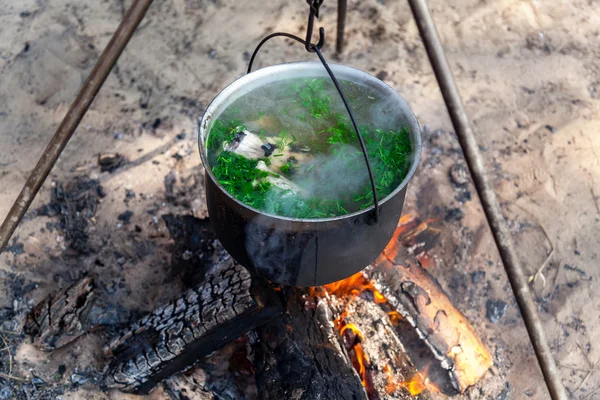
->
[305,0,325,52]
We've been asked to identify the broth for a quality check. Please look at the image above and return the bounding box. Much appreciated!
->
[206,77,412,219]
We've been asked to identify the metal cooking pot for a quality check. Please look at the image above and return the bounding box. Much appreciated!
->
[198,62,421,287]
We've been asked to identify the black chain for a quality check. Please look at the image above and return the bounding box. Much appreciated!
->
[246,1,380,223]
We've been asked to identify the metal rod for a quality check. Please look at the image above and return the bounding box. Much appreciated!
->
[406,0,567,399]
[336,0,347,54]
[0,0,154,254]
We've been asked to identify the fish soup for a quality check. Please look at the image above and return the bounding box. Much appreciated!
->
[206,77,412,219]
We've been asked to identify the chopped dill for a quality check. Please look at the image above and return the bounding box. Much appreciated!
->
[207,77,413,218]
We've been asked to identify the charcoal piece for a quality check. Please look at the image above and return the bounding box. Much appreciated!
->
[25,277,96,351]
[486,299,508,323]
[104,261,280,394]
[471,270,486,284]
[4,241,24,255]
[250,289,367,400]
[98,153,127,173]
[118,210,134,224]
[448,163,469,186]
[444,207,464,222]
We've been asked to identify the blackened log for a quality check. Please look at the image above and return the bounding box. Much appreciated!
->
[25,277,96,351]
[104,260,281,394]
[250,289,367,400]
[365,261,492,393]
[341,298,432,400]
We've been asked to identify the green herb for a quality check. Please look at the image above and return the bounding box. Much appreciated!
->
[293,78,333,120]
[259,156,272,166]
[275,130,295,150]
[280,162,294,176]
[207,119,245,151]
[212,151,271,209]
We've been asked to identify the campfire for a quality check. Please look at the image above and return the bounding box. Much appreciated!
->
[24,213,492,399]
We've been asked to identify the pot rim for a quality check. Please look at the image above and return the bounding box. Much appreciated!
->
[198,61,422,223]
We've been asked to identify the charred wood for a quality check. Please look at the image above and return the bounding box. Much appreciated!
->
[365,261,493,393]
[104,261,281,394]
[250,289,367,400]
[25,277,96,351]
[341,298,432,400]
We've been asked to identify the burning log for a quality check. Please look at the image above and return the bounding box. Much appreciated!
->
[365,235,493,393]
[249,289,367,400]
[25,277,96,351]
[104,260,281,394]
[339,297,432,400]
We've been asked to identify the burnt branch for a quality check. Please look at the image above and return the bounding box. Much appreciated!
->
[25,277,96,351]
[104,261,281,394]
[250,289,367,400]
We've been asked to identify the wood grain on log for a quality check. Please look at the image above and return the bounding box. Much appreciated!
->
[104,260,281,394]
[341,297,432,400]
[366,261,493,393]
[250,289,367,400]
[25,277,96,351]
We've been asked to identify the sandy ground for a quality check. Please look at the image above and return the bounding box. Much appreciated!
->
[0,0,599,399]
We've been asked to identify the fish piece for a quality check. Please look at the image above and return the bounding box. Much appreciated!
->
[226,130,311,173]
[255,161,303,197]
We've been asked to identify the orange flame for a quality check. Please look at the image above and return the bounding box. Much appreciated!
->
[309,214,489,397]
[384,364,434,396]
[387,311,403,326]
[314,272,386,304]
[337,322,370,387]
[378,216,438,265]
[340,323,365,341]
[353,343,369,386]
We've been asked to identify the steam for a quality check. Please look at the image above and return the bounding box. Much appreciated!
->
[261,143,370,217]
[367,94,402,133]
[211,76,409,217]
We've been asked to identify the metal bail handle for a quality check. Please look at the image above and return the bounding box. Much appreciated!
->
[246,3,380,223]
